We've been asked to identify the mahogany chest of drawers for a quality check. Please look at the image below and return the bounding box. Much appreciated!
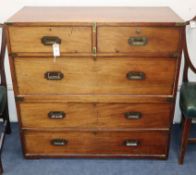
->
[6,7,184,159]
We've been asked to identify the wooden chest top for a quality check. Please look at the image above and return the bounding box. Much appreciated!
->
[7,7,184,26]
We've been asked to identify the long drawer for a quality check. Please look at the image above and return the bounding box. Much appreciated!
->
[97,27,180,54]
[8,26,92,53]
[19,103,171,129]
[23,130,169,157]
[14,57,177,95]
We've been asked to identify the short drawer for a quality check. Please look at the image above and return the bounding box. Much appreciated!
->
[14,57,177,95]
[97,27,180,54]
[8,26,92,53]
[23,130,168,157]
[19,103,97,129]
[97,103,172,129]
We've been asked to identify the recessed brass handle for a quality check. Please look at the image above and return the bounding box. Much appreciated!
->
[51,139,68,146]
[48,111,66,119]
[128,36,148,46]
[124,140,139,147]
[41,36,61,46]
[44,71,64,80]
[124,112,142,120]
[127,72,145,80]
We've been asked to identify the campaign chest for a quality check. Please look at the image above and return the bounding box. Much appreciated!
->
[6,7,184,159]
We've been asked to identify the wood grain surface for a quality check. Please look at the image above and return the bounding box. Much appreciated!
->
[14,57,177,95]
[19,102,171,129]
[98,27,180,53]
[6,7,184,159]
[9,26,92,53]
[23,130,169,157]
[7,7,184,24]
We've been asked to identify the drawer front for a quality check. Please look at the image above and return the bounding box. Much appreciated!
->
[19,103,97,128]
[24,131,168,157]
[95,57,176,95]
[19,103,171,129]
[97,27,180,54]
[14,57,176,95]
[14,57,95,94]
[8,26,92,53]
[97,103,172,129]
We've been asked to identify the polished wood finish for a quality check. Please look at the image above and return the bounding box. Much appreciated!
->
[98,27,180,54]
[7,7,184,25]
[9,26,92,53]
[182,24,196,82]
[14,57,176,95]
[23,130,169,157]
[0,25,7,87]
[20,103,97,129]
[0,24,11,174]
[178,18,196,164]
[0,24,12,132]
[6,7,184,159]
[20,103,171,129]
[179,118,191,164]
[97,103,172,129]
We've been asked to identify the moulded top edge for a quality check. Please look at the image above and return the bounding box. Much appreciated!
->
[6,6,184,25]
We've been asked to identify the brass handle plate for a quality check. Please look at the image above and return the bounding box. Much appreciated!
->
[51,139,68,146]
[41,36,61,46]
[127,72,145,80]
[44,71,64,80]
[124,140,139,147]
[128,36,148,46]
[48,111,66,119]
[124,112,142,120]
